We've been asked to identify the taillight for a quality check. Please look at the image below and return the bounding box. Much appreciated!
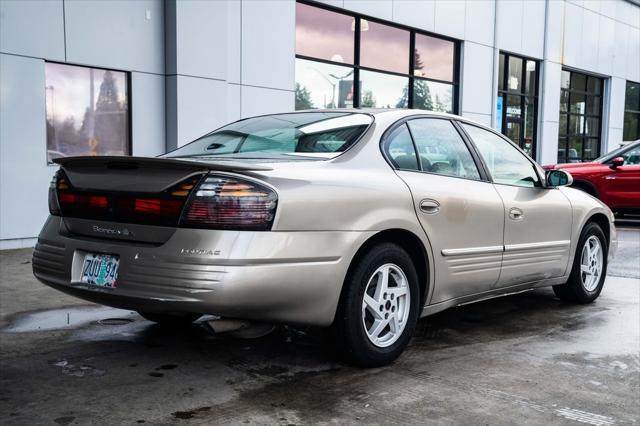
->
[180,175,277,230]
[48,171,62,215]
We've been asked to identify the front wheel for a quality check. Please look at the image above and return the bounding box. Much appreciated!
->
[330,243,420,367]
[553,222,608,303]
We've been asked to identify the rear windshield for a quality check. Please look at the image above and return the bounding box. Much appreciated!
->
[163,112,373,160]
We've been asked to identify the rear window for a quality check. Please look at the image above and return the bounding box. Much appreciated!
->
[163,112,373,160]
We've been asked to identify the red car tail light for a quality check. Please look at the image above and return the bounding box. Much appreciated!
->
[180,175,277,231]
[48,171,62,215]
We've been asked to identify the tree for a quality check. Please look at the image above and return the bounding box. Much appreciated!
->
[93,70,127,154]
[295,83,314,110]
[397,48,433,110]
[361,90,376,108]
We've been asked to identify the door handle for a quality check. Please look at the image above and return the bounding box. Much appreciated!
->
[419,199,440,214]
[509,207,524,221]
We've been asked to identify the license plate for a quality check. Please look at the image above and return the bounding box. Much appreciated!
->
[81,253,120,288]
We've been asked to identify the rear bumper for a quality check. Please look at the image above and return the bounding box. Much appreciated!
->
[33,216,373,326]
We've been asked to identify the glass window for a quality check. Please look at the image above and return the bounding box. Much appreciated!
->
[621,146,640,164]
[413,79,453,113]
[360,70,408,108]
[45,62,129,163]
[295,58,354,109]
[408,119,480,180]
[462,123,540,187]
[295,2,354,64]
[557,70,603,162]
[413,34,454,82]
[496,53,538,157]
[294,1,459,111]
[623,81,640,141]
[360,21,409,74]
[164,112,373,159]
[498,53,505,91]
[384,124,418,170]
[507,56,523,92]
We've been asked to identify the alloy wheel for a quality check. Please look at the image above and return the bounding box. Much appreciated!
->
[361,263,411,348]
[580,235,603,292]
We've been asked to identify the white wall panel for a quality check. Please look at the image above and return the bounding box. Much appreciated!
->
[612,22,629,78]
[597,16,615,76]
[173,76,229,147]
[131,72,165,157]
[545,0,565,63]
[581,9,600,72]
[227,0,241,84]
[0,54,51,240]
[343,0,392,20]
[464,0,495,47]
[616,0,640,27]
[227,83,241,123]
[496,0,522,53]
[0,0,65,61]
[312,0,345,7]
[606,127,623,151]
[562,1,584,68]
[434,0,466,39]
[171,0,227,80]
[242,0,295,90]
[65,0,164,74]
[599,0,616,19]
[241,86,294,118]
[583,0,601,13]
[393,0,435,33]
[539,121,560,165]
[608,77,626,130]
[521,0,545,59]
[461,112,492,127]
[541,61,562,124]
[461,42,493,115]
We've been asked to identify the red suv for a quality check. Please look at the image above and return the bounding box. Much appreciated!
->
[544,140,640,215]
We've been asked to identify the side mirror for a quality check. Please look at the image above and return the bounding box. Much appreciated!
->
[610,156,625,169]
[546,169,573,187]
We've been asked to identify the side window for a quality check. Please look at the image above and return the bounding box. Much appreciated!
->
[621,147,640,165]
[407,119,481,180]
[461,123,541,187]
[384,124,419,171]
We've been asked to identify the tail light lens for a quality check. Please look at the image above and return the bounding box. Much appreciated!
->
[180,175,277,230]
[48,171,62,215]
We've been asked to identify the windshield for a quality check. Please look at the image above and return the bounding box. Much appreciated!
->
[595,140,640,163]
[163,112,373,160]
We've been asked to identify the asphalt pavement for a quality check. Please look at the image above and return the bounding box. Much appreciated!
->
[0,226,638,425]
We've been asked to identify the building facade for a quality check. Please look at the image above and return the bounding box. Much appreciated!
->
[1,0,639,248]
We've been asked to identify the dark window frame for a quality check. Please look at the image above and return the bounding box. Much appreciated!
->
[558,68,604,163]
[624,80,640,141]
[295,0,460,112]
[44,60,133,164]
[496,52,539,159]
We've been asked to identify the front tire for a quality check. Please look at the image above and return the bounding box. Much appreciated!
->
[553,222,608,303]
[331,243,420,367]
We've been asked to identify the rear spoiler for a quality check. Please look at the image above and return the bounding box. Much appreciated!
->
[52,156,273,172]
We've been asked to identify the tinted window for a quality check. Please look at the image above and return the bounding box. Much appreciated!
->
[360,21,410,74]
[359,70,408,108]
[295,2,354,64]
[45,62,130,163]
[408,119,480,180]
[164,113,372,159]
[622,146,640,165]
[462,123,540,188]
[414,34,454,82]
[384,124,419,170]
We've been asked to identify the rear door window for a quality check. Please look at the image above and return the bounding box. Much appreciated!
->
[407,118,481,180]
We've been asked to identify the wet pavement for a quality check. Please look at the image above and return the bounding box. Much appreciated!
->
[0,226,638,425]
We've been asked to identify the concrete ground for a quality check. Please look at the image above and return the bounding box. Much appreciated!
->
[0,227,638,425]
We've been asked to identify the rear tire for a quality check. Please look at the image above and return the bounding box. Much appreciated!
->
[330,243,420,367]
[553,222,608,304]
[138,312,201,325]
